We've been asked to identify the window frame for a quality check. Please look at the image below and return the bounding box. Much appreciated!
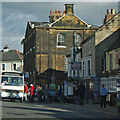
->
[75,34,82,45]
[13,64,17,70]
[2,64,6,71]
[57,34,66,47]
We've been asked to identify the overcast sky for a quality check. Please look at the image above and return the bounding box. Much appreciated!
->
[1,1,119,52]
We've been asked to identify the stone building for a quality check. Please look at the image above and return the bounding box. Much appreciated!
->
[81,9,120,93]
[100,29,120,93]
[21,4,97,86]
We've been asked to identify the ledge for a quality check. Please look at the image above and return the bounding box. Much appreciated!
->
[56,46,66,48]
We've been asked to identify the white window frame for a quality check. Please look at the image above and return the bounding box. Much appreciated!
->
[75,34,82,45]
[57,34,66,47]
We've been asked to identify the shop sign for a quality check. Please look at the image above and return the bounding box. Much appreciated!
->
[71,62,81,70]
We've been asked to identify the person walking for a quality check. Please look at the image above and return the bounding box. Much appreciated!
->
[58,85,63,103]
[24,83,28,103]
[100,85,108,108]
[29,84,34,103]
[77,82,85,105]
[43,85,50,103]
[37,85,43,103]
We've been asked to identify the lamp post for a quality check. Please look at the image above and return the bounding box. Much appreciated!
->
[73,29,76,80]
[11,50,13,71]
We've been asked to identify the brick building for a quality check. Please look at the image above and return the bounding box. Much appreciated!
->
[21,4,97,86]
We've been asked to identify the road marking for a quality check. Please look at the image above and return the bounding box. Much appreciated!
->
[35,105,72,112]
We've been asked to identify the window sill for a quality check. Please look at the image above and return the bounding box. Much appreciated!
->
[57,46,66,48]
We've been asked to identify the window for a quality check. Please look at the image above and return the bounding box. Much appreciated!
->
[57,34,65,46]
[2,64,5,71]
[75,34,82,45]
[100,58,105,73]
[13,64,16,70]
[88,60,91,76]
[110,54,113,70]
[83,62,85,77]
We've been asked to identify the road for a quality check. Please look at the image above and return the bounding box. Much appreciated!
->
[2,100,118,119]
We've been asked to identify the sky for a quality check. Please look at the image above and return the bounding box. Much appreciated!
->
[1,1,119,52]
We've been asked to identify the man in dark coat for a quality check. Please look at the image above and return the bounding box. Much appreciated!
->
[77,82,85,105]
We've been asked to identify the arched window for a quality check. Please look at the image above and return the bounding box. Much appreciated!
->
[57,34,65,46]
[75,34,82,45]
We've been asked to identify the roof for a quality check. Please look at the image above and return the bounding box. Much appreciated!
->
[106,31,120,52]
[0,50,23,61]
[96,11,120,32]
[49,14,91,28]
[29,21,50,28]
[81,11,120,45]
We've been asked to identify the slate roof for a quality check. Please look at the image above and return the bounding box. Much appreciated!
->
[30,21,50,28]
[106,37,120,52]
[0,50,23,61]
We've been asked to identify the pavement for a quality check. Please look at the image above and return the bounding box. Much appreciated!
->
[64,100,118,116]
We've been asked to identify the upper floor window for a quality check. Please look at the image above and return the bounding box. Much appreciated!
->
[110,54,113,70]
[75,34,82,45]
[13,64,16,70]
[57,34,65,47]
[2,64,5,71]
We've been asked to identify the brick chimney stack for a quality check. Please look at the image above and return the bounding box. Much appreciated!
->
[65,4,74,15]
[104,9,115,24]
[49,10,63,23]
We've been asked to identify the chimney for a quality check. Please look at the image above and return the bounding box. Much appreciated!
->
[49,10,63,23]
[3,45,9,52]
[104,9,115,24]
[65,4,74,15]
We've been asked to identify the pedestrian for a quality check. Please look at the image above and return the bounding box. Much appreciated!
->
[37,85,43,103]
[43,85,50,103]
[24,83,28,103]
[100,85,108,108]
[58,85,63,103]
[33,85,38,102]
[29,84,34,103]
[77,82,85,105]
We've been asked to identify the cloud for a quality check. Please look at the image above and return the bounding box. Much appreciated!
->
[2,29,23,52]
[2,2,118,52]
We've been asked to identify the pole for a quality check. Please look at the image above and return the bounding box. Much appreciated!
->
[11,50,13,71]
[73,29,75,62]
[73,29,76,80]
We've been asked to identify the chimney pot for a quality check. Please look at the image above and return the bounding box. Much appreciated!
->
[107,9,110,14]
[53,11,55,15]
[50,10,52,15]
[111,9,115,14]
[55,10,58,13]
[63,10,65,15]
[58,10,61,13]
